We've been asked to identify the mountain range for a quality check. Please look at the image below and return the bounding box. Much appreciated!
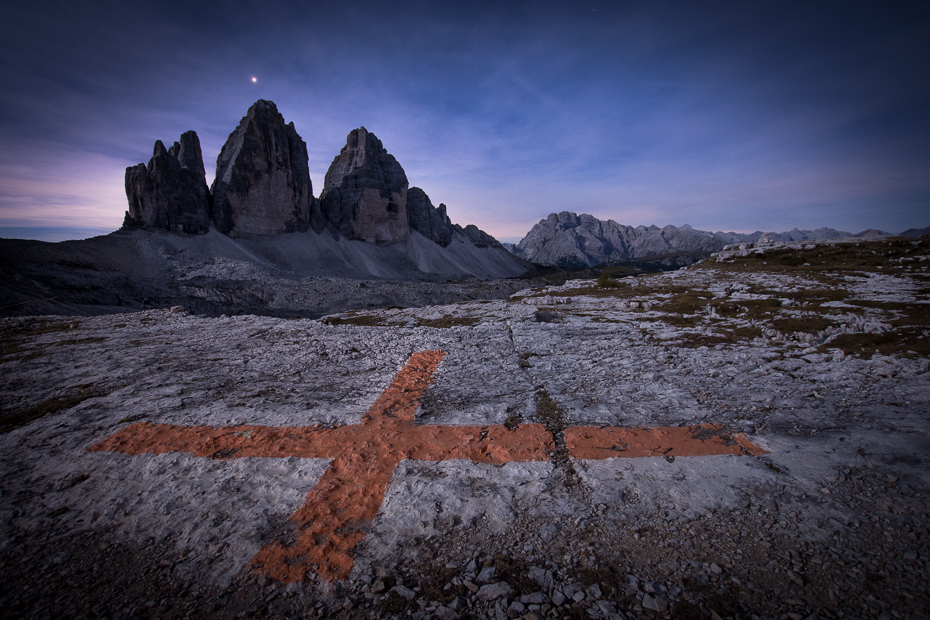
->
[509,211,925,267]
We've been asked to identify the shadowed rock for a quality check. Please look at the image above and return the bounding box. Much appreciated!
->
[320,127,409,242]
[406,187,454,247]
[454,223,500,249]
[211,100,319,237]
[123,131,210,234]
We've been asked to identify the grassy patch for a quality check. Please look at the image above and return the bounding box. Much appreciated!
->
[378,591,409,615]
[0,387,108,433]
[706,236,929,276]
[597,270,620,289]
[489,554,537,596]
[828,330,930,358]
[0,320,80,359]
[321,312,479,328]
[416,564,461,603]
[771,315,839,335]
[415,316,479,328]
[535,390,580,486]
[321,314,396,327]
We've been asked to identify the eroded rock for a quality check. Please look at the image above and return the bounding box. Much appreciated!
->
[123,131,210,234]
[211,100,318,236]
[319,127,409,242]
[406,187,453,247]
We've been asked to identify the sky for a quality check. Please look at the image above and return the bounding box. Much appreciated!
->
[1,1,928,243]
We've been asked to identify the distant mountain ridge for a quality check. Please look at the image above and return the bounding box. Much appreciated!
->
[512,212,725,267]
[511,211,909,267]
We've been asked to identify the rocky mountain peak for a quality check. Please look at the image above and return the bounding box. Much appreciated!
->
[123,131,211,234]
[406,187,454,247]
[211,99,318,237]
[319,127,409,242]
[515,211,723,267]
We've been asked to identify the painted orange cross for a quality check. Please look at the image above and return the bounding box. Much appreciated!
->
[87,350,766,583]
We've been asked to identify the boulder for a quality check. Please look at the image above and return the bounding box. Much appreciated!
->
[319,127,409,242]
[211,100,319,236]
[406,187,453,247]
[123,131,210,234]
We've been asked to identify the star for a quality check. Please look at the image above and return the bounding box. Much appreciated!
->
[251,76,257,83]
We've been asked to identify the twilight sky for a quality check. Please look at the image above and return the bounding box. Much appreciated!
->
[1,1,928,242]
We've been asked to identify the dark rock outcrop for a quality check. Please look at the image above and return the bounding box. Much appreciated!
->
[319,127,409,242]
[514,212,724,267]
[454,224,500,249]
[123,131,210,234]
[211,100,318,237]
[406,187,454,247]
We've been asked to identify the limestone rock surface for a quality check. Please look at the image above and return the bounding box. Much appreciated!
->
[319,127,409,242]
[211,100,318,237]
[123,131,210,234]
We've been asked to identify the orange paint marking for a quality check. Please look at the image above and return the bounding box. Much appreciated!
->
[565,424,767,459]
[87,350,767,583]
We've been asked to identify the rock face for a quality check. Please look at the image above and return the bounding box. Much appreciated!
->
[514,212,724,267]
[123,131,210,234]
[119,100,511,265]
[211,100,318,237]
[454,224,500,248]
[406,187,454,247]
[319,127,409,242]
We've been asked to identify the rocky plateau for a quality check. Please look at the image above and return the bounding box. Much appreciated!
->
[1,235,928,620]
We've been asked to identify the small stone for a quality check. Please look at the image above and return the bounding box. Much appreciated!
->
[507,601,525,618]
[519,592,549,605]
[587,584,603,599]
[463,579,479,593]
[523,612,545,620]
[551,590,567,606]
[596,600,618,614]
[477,582,512,602]
[477,566,497,583]
[643,594,659,611]
[170,306,185,313]
[393,585,416,601]
[528,567,553,590]
[434,606,459,620]
[449,596,467,612]
[572,590,585,602]
[709,563,723,574]
[371,580,386,593]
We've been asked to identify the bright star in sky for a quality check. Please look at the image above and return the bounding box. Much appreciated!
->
[251,76,257,83]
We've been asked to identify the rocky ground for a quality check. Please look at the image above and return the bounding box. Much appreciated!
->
[1,236,928,619]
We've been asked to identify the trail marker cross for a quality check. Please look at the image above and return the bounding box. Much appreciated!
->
[88,350,766,583]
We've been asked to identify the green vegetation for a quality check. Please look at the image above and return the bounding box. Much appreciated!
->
[597,270,620,288]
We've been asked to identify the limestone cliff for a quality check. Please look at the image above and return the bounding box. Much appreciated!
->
[123,131,210,234]
[319,127,410,242]
[211,100,319,237]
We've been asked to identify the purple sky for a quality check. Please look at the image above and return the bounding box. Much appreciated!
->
[1,1,928,242]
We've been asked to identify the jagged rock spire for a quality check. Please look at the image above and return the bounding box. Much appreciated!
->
[123,130,210,234]
[211,100,320,236]
[319,127,410,242]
